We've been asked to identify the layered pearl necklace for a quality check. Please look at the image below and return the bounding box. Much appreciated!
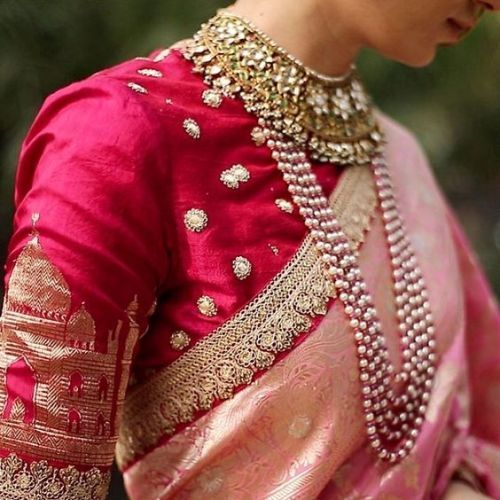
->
[185,11,436,463]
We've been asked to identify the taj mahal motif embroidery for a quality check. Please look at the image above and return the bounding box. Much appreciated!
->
[0,231,140,466]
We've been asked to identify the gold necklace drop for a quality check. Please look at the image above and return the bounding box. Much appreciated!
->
[185,12,383,165]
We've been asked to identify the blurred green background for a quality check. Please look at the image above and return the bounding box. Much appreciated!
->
[0,1,499,497]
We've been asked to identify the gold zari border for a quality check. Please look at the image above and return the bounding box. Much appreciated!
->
[117,165,377,467]
[0,453,110,500]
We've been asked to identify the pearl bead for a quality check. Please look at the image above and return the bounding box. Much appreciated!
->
[264,139,435,463]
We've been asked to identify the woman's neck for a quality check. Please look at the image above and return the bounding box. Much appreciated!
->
[228,0,362,77]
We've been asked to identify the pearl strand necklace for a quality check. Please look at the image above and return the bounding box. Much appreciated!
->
[263,121,436,463]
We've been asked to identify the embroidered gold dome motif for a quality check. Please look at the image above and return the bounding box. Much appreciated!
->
[67,303,97,347]
[185,12,383,165]
[5,236,71,319]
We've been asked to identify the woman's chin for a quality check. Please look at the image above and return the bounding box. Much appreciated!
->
[392,48,437,68]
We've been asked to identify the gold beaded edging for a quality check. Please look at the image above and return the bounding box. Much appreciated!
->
[0,453,110,499]
[116,165,377,468]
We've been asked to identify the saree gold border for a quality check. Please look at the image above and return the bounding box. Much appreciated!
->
[116,165,377,468]
[0,453,110,499]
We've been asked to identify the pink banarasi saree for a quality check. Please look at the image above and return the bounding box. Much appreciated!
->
[121,113,500,499]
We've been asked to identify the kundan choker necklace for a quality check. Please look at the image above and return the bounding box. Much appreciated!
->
[186,11,383,166]
[184,11,436,464]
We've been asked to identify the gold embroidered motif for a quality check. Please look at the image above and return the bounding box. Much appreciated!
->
[153,48,172,62]
[232,256,252,280]
[0,233,141,467]
[197,296,218,317]
[117,165,377,467]
[220,164,250,189]
[165,98,173,105]
[251,126,266,146]
[0,453,110,499]
[275,198,294,214]
[183,118,201,139]
[127,82,148,95]
[5,235,70,318]
[269,244,279,255]
[170,330,191,351]
[202,89,223,108]
[184,208,208,233]
[137,68,163,78]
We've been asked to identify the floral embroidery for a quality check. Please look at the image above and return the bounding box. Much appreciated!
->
[197,296,218,317]
[183,208,208,233]
[232,256,252,280]
[0,453,110,499]
[137,68,163,78]
[202,89,223,108]
[220,164,250,189]
[170,330,191,351]
[183,118,201,139]
[127,82,148,94]
[275,198,294,214]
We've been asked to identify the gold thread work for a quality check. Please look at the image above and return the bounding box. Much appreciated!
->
[0,232,141,467]
[0,453,110,499]
[117,165,377,467]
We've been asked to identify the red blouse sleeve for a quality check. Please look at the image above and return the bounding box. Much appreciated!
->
[0,73,169,498]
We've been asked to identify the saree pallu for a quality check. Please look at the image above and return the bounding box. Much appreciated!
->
[120,113,500,499]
